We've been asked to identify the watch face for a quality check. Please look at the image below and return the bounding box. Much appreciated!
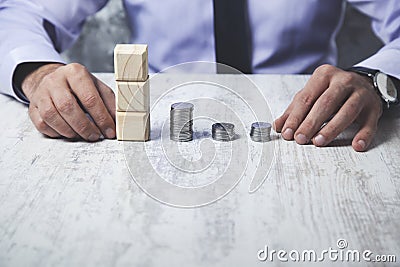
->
[375,72,398,103]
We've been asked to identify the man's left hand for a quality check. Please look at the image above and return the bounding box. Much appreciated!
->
[274,64,383,152]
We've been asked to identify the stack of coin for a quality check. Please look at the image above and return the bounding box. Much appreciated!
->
[250,122,272,142]
[170,102,194,142]
[212,122,235,141]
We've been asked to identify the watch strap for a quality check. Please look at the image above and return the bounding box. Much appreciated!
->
[346,66,379,78]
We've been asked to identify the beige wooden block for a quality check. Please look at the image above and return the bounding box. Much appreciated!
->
[116,81,150,112]
[116,111,150,141]
[114,44,148,81]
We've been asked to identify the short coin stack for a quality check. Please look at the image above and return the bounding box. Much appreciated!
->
[114,44,150,141]
[212,122,236,141]
[170,102,194,142]
[250,122,271,142]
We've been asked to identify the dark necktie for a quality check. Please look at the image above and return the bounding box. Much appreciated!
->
[213,0,252,74]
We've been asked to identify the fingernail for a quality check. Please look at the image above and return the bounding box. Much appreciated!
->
[314,134,326,146]
[105,128,115,139]
[357,139,366,150]
[296,134,308,145]
[282,128,294,140]
[88,133,100,142]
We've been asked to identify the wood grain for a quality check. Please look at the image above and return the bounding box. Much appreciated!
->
[0,74,398,267]
[116,81,150,112]
[114,44,148,81]
[116,111,150,141]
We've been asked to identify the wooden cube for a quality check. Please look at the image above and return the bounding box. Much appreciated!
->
[116,81,150,112]
[114,44,148,81]
[116,111,150,141]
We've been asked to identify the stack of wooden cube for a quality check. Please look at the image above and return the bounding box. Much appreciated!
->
[114,44,150,141]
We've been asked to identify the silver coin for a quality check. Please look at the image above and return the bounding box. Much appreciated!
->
[170,102,194,142]
[251,122,271,129]
[212,122,235,142]
[250,121,271,142]
[171,102,194,110]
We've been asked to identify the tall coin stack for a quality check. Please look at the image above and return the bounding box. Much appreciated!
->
[250,122,271,142]
[170,102,194,142]
[114,44,150,141]
[212,122,236,141]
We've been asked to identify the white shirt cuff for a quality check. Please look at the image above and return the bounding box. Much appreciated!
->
[0,43,65,103]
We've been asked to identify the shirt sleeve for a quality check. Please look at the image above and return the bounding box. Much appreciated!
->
[349,0,400,79]
[0,0,109,102]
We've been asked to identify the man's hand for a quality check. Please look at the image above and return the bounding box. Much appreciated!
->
[274,64,383,152]
[22,63,116,141]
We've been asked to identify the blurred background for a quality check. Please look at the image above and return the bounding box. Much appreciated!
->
[62,0,383,73]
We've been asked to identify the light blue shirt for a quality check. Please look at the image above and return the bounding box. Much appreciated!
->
[0,0,399,102]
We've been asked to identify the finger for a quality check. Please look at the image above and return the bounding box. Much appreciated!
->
[49,80,103,142]
[66,64,115,139]
[92,75,116,119]
[274,100,296,133]
[281,65,334,141]
[273,112,289,133]
[311,93,364,147]
[352,111,379,152]
[29,106,60,138]
[294,84,351,144]
[36,96,78,139]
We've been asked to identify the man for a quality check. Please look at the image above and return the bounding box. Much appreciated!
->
[0,0,399,151]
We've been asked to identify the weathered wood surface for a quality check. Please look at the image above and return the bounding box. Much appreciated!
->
[0,74,398,267]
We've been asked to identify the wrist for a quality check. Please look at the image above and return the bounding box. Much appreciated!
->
[347,67,399,109]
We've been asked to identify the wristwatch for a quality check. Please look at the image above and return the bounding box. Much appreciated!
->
[347,66,399,109]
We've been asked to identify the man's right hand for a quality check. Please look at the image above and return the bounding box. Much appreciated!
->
[21,63,116,141]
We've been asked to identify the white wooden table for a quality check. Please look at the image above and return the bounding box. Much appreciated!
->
[0,73,399,267]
